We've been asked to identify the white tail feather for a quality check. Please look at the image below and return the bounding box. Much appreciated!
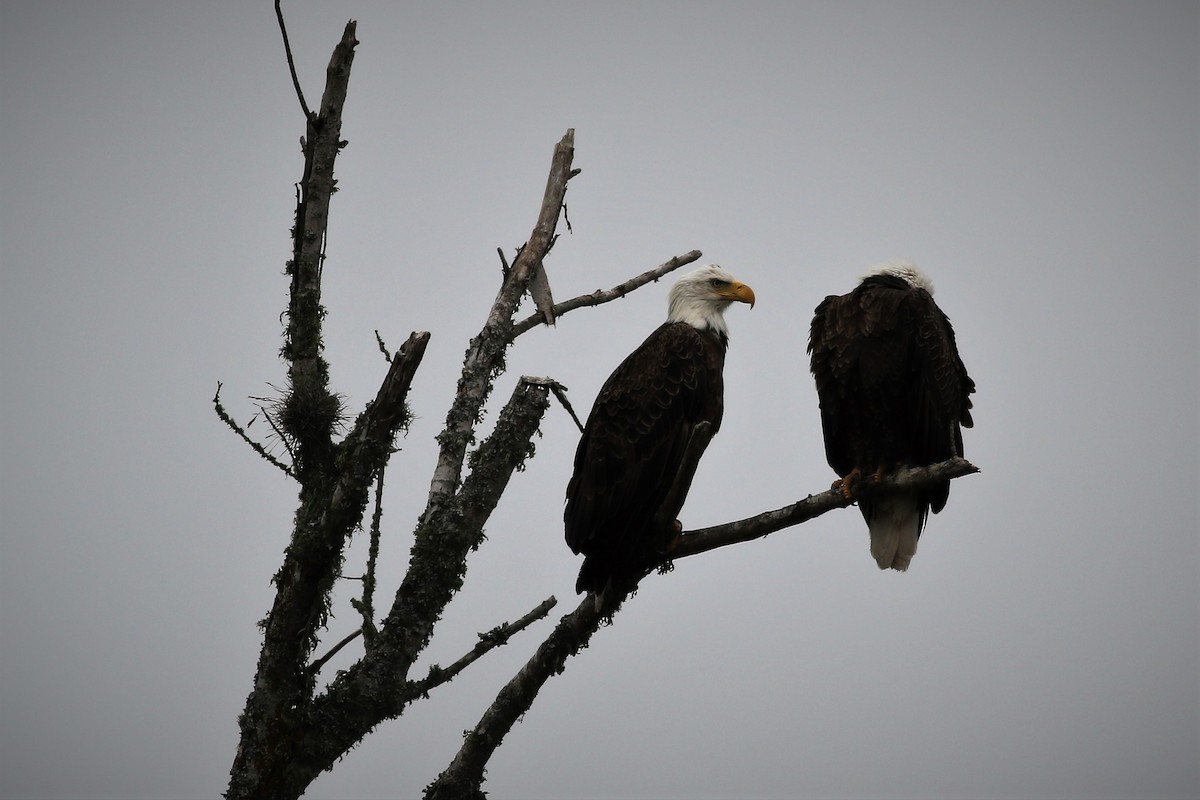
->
[868,493,921,571]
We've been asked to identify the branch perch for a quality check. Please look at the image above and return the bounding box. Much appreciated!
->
[512,249,703,337]
[426,458,980,799]
[666,457,980,563]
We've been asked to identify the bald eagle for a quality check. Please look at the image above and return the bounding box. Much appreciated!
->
[565,265,755,607]
[808,261,974,570]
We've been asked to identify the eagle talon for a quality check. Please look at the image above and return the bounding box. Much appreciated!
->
[835,467,862,500]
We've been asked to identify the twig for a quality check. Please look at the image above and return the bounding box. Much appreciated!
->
[561,199,574,234]
[307,628,363,676]
[274,0,312,120]
[213,383,295,478]
[522,375,584,433]
[249,386,297,463]
[407,597,558,699]
[511,249,703,337]
[374,330,392,362]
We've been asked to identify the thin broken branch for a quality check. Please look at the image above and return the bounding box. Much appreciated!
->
[374,330,392,362]
[407,596,558,699]
[523,375,585,433]
[274,0,312,120]
[308,628,363,677]
[213,383,295,478]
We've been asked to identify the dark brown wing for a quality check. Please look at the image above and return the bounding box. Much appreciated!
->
[904,289,975,512]
[565,322,726,595]
[808,280,915,477]
[809,292,855,477]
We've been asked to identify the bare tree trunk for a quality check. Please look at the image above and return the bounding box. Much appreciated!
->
[225,17,581,797]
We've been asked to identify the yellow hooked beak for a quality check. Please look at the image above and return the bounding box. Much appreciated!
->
[721,281,756,308]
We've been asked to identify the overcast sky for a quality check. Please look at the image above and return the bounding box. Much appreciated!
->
[2,2,1197,799]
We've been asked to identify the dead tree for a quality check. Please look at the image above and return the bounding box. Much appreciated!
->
[219,16,977,800]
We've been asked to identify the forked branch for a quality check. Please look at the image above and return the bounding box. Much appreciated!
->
[511,249,703,337]
[425,595,604,800]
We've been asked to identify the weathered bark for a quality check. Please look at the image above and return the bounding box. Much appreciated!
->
[226,54,575,789]
[227,21,365,800]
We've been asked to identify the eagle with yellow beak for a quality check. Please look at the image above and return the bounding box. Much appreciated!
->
[565,265,755,609]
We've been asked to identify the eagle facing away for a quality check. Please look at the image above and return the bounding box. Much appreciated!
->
[808,261,975,571]
[565,265,755,608]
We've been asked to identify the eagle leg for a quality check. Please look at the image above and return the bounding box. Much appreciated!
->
[870,465,888,483]
[833,467,863,500]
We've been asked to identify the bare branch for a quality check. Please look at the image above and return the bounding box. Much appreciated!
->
[425,596,606,800]
[280,19,359,476]
[374,330,392,362]
[358,463,386,643]
[308,628,362,677]
[528,258,556,325]
[666,458,980,563]
[274,0,312,120]
[426,130,575,506]
[407,597,558,699]
[213,383,295,478]
[228,24,368,799]
[522,375,585,433]
[511,249,703,337]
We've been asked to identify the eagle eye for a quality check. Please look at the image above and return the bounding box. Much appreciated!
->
[709,278,726,288]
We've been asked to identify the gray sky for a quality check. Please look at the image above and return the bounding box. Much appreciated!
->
[2,2,1197,799]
